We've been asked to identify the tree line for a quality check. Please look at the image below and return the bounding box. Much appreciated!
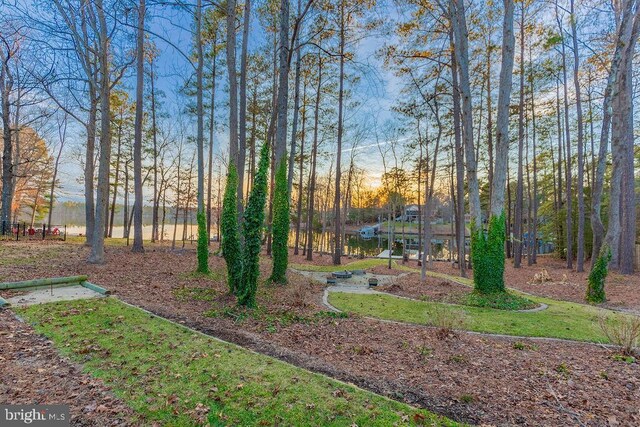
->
[1,0,638,307]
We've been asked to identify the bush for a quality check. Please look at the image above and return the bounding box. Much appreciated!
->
[196,211,210,274]
[238,142,270,308]
[427,305,467,339]
[472,212,506,294]
[271,159,289,284]
[598,314,640,356]
[221,164,242,294]
[586,248,611,304]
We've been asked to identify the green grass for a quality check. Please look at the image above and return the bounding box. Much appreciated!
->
[19,298,458,426]
[457,291,537,310]
[290,258,415,273]
[329,291,635,343]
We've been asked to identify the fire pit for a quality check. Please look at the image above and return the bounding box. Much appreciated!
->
[331,271,353,279]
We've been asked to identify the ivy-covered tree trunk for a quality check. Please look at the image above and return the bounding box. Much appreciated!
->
[221,165,242,294]
[476,0,514,294]
[586,249,611,304]
[271,159,289,283]
[239,143,270,308]
[472,213,506,294]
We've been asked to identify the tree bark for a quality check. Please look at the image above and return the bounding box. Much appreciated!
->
[294,78,307,255]
[450,33,465,277]
[132,0,145,253]
[490,0,515,219]
[556,0,573,269]
[207,37,217,242]
[238,0,250,209]
[569,0,585,272]
[0,48,14,227]
[151,55,159,242]
[306,55,322,261]
[109,116,123,238]
[88,0,112,264]
[227,0,239,170]
[451,0,480,229]
[288,0,303,195]
[514,5,525,268]
[333,0,345,265]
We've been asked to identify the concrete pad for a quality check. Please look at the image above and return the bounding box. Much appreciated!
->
[295,269,406,288]
[5,285,104,307]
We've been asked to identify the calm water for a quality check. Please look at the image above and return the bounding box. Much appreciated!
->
[63,224,455,259]
[66,225,202,241]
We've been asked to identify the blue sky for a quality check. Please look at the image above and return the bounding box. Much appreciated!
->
[52,1,402,203]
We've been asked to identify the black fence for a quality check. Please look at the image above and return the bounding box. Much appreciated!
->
[0,222,67,241]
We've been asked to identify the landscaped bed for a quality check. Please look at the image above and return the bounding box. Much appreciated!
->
[378,274,538,310]
[328,291,633,343]
[17,298,454,426]
[3,241,640,425]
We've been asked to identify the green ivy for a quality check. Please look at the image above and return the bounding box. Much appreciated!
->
[238,142,270,308]
[586,248,611,304]
[221,164,242,295]
[196,211,210,274]
[472,212,506,294]
[270,159,289,284]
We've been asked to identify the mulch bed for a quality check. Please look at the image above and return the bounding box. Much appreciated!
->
[0,309,133,426]
[404,256,640,312]
[377,273,471,303]
[368,265,412,276]
[2,241,640,425]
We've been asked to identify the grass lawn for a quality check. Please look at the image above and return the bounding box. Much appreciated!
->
[290,258,415,273]
[328,291,634,343]
[18,298,458,426]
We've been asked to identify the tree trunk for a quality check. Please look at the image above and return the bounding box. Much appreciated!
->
[555,81,564,256]
[333,0,345,265]
[306,56,322,261]
[84,97,97,245]
[88,0,112,264]
[195,0,208,270]
[288,0,303,195]
[556,0,573,269]
[490,0,515,219]
[151,56,159,242]
[294,79,307,255]
[514,5,525,268]
[48,116,67,230]
[486,39,494,198]
[207,38,217,242]
[171,147,182,250]
[607,2,640,272]
[0,54,13,227]
[451,0,480,229]
[132,0,145,253]
[570,0,585,272]
[109,118,123,238]
[529,46,538,264]
[123,161,130,239]
[227,0,239,170]
[450,30,466,277]
[238,0,250,210]
[591,0,635,261]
